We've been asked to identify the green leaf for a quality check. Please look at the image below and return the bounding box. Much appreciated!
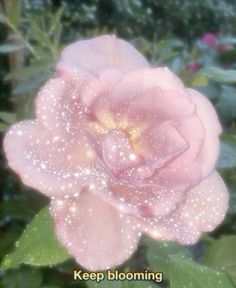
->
[8,0,20,27]
[218,134,236,169]
[219,49,236,64]
[219,36,236,45]
[0,112,16,124]
[1,266,42,288]
[87,279,122,288]
[0,14,11,26]
[217,85,236,123]
[29,18,53,50]
[145,236,192,273]
[159,51,178,63]
[145,236,233,287]
[0,13,16,31]
[168,255,233,288]
[1,206,71,270]
[0,122,8,132]
[191,75,208,87]
[221,170,236,217]
[12,73,50,95]
[122,280,159,288]
[0,43,25,53]
[5,63,53,81]
[198,67,236,83]
[87,279,159,288]
[49,7,64,34]
[203,236,236,285]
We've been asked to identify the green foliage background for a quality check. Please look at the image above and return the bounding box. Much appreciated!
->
[1,0,236,287]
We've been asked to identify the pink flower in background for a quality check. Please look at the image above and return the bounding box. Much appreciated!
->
[187,62,202,74]
[201,33,217,49]
[201,32,231,52]
[217,44,231,53]
[4,35,228,271]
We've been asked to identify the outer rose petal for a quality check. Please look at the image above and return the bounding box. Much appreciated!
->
[3,120,102,198]
[35,74,106,136]
[126,88,194,119]
[57,35,149,74]
[111,68,190,107]
[50,192,141,271]
[188,88,222,177]
[4,121,71,197]
[141,172,228,244]
[108,180,184,219]
[179,171,228,232]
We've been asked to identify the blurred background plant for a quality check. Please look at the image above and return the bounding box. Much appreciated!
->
[1,0,236,287]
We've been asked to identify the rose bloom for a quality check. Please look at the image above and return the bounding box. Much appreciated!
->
[4,35,228,271]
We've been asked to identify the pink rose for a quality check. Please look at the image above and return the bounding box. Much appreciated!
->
[4,35,228,271]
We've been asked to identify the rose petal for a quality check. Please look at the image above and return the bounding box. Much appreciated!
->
[176,116,204,165]
[154,161,201,193]
[101,129,142,175]
[132,121,188,168]
[50,192,141,271]
[188,88,222,177]
[180,171,228,232]
[126,88,195,120]
[153,114,204,192]
[108,181,183,218]
[57,35,149,74]
[109,69,204,178]
[108,71,196,141]
[141,172,228,244]
[111,68,190,107]
[99,68,124,87]
[35,74,106,137]
[141,212,200,245]
[3,120,103,198]
[98,123,189,219]
[35,77,66,130]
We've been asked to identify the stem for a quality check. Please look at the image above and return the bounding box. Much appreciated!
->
[2,0,23,88]
[2,0,39,59]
